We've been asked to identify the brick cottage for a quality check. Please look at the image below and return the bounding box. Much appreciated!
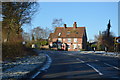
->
[48,22,87,51]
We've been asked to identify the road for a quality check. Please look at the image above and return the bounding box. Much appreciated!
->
[33,50,120,79]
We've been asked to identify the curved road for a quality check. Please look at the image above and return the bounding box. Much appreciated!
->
[33,50,120,79]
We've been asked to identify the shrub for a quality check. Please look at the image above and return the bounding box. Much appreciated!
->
[80,49,86,51]
[91,44,97,48]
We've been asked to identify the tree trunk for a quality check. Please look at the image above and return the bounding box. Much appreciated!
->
[6,27,10,42]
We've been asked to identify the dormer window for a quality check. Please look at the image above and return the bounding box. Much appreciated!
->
[58,33,61,36]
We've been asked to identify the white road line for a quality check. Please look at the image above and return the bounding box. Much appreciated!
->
[95,60,98,61]
[76,58,84,63]
[104,63,120,70]
[76,58,103,75]
[81,60,85,63]
[76,58,79,61]
[86,64,103,75]
[32,71,41,79]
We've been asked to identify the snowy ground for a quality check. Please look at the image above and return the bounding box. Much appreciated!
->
[94,51,120,57]
[79,51,120,58]
[2,53,46,79]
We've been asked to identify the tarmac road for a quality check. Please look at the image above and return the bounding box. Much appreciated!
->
[33,50,120,79]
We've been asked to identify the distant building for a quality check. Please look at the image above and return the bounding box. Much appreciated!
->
[48,22,87,51]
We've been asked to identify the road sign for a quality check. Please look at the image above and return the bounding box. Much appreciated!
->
[115,37,120,44]
[116,38,120,43]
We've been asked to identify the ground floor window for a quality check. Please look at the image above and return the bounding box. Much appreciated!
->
[74,38,77,42]
[58,38,62,42]
[73,44,77,49]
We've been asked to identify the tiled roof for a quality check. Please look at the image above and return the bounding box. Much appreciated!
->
[50,27,86,38]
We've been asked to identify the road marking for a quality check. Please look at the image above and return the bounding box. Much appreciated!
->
[32,71,41,79]
[76,58,103,75]
[76,58,79,61]
[104,63,120,70]
[32,54,52,79]
[76,58,84,63]
[86,64,103,75]
[95,60,98,61]
[81,60,85,63]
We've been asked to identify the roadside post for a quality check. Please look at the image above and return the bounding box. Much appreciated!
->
[22,41,26,45]
[105,47,108,55]
[93,47,95,52]
[22,41,26,48]
[32,44,35,48]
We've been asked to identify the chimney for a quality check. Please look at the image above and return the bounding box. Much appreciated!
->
[64,24,67,28]
[73,22,77,28]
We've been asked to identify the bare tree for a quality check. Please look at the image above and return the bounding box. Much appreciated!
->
[95,31,115,51]
[22,32,31,41]
[32,27,43,40]
[44,27,53,39]
[31,26,52,41]
[52,18,64,31]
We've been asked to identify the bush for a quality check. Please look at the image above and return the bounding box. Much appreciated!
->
[91,44,97,48]
[41,41,48,45]
[80,49,86,51]
[34,40,48,48]
[97,45,105,51]
[25,41,32,48]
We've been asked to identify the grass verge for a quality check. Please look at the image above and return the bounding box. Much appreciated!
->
[2,42,38,62]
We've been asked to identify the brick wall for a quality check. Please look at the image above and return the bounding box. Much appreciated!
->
[50,38,83,51]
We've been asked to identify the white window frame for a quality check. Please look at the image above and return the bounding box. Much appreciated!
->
[58,38,62,42]
[67,38,71,42]
[74,38,77,42]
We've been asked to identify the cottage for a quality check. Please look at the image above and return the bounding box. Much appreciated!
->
[48,22,87,51]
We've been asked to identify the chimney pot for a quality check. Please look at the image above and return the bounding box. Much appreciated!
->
[64,24,67,28]
[73,22,77,28]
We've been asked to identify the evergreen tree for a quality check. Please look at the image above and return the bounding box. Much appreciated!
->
[107,19,111,37]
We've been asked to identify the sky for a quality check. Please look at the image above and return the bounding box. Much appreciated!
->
[22,2,118,41]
